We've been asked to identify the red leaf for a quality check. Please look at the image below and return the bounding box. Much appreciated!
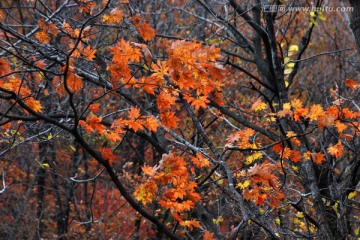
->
[344,79,359,89]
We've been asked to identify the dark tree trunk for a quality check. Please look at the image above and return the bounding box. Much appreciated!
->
[37,142,47,239]
[350,0,360,50]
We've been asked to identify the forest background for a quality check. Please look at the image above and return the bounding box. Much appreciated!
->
[0,0,360,239]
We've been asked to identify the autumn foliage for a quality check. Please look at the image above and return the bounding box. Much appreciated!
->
[0,0,359,239]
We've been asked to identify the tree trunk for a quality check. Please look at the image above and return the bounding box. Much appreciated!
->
[349,0,360,50]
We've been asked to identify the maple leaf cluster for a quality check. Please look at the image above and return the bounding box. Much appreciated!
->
[236,162,285,207]
[134,152,204,229]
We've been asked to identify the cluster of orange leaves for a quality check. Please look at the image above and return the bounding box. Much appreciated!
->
[240,163,285,207]
[131,16,156,41]
[79,105,160,165]
[275,98,359,162]
[277,98,359,131]
[35,18,59,44]
[69,42,97,61]
[134,152,208,230]
[227,129,284,207]
[101,8,124,24]
[79,106,160,149]
[108,39,225,130]
[0,76,43,113]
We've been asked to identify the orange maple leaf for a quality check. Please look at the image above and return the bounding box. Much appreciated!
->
[141,165,159,177]
[184,95,210,111]
[344,79,359,89]
[342,108,358,119]
[126,119,145,132]
[293,107,308,121]
[0,59,10,76]
[1,122,11,130]
[82,45,97,61]
[100,147,116,166]
[79,114,105,133]
[286,131,301,146]
[326,106,339,118]
[160,111,179,129]
[277,103,293,118]
[203,232,216,240]
[179,220,201,230]
[137,76,161,95]
[101,8,124,24]
[151,60,169,79]
[134,182,157,205]
[289,150,302,163]
[110,39,142,63]
[111,118,125,134]
[104,130,122,142]
[256,194,268,205]
[281,147,292,159]
[327,141,343,158]
[335,120,347,133]
[191,153,210,168]
[26,97,43,112]
[89,103,101,113]
[157,91,177,111]
[35,31,50,44]
[66,71,83,91]
[132,16,156,41]
[272,142,284,154]
[127,106,141,120]
[308,104,325,121]
[144,116,160,132]
[312,152,325,164]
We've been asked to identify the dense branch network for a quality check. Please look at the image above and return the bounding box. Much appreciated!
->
[0,0,359,239]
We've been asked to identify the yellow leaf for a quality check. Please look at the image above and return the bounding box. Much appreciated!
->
[35,159,50,169]
[333,201,339,217]
[244,152,262,165]
[348,191,357,199]
[283,103,291,110]
[237,180,250,189]
[296,212,304,218]
[284,68,292,75]
[251,97,267,112]
[212,216,224,225]
[275,218,281,225]
[42,163,50,168]
[285,62,295,68]
[289,45,299,52]
[291,165,298,172]
[70,145,76,152]
[143,64,150,70]
[354,227,359,236]
[318,12,326,21]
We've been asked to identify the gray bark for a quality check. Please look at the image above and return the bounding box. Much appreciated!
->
[349,0,360,50]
